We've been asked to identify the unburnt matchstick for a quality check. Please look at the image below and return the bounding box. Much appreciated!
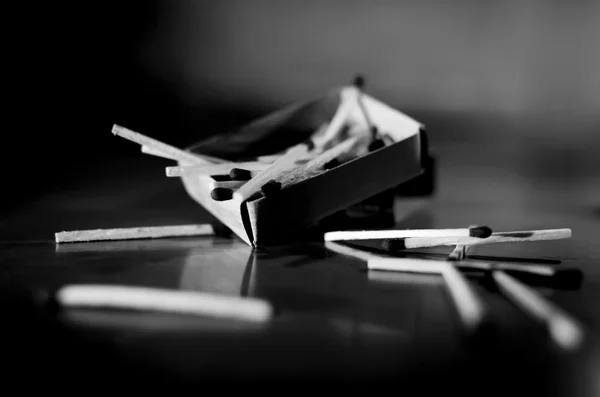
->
[325,225,492,242]
[209,180,245,190]
[166,162,268,178]
[55,224,215,243]
[381,228,571,251]
[112,124,208,165]
[210,187,234,201]
[56,284,273,323]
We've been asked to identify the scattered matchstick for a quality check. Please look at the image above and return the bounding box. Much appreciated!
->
[166,162,269,178]
[448,244,468,261]
[325,225,492,242]
[111,124,208,165]
[491,270,585,351]
[381,228,571,251]
[55,224,215,244]
[56,284,273,323]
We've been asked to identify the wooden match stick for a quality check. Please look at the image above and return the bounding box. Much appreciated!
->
[232,142,314,202]
[492,270,585,351]
[448,244,468,261]
[56,284,273,323]
[353,75,376,133]
[141,145,179,161]
[112,124,208,165]
[166,162,269,178]
[276,134,364,190]
[382,228,572,251]
[209,180,246,190]
[325,226,493,242]
[55,224,215,243]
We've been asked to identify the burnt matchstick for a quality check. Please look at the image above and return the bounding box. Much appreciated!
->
[381,228,571,251]
[491,270,585,351]
[325,225,492,242]
[210,187,233,201]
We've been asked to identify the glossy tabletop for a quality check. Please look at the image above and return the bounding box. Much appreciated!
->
[2,135,600,393]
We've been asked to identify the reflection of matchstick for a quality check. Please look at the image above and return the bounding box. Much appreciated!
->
[382,229,571,251]
[57,284,273,323]
[491,270,585,351]
[325,226,492,242]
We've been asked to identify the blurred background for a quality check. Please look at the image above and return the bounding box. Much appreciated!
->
[4,0,599,211]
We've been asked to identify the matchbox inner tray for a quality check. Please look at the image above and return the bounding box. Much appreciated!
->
[180,85,435,247]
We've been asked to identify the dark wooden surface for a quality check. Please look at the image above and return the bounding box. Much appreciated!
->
[2,134,599,393]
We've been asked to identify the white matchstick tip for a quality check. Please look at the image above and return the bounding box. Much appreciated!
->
[469,226,492,238]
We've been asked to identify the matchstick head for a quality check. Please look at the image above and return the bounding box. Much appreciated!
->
[210,188,233,201]
[368,139,385,152]
[353,74,365,89]
[230,168,252,181]
[468,226,492,238]
[260,180,282,198]
[381,238,407,252]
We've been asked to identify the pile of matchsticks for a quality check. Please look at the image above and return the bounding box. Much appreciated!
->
[324,225,585,352]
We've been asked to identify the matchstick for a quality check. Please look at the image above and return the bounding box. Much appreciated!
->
[353,75,375,132]
[325,226,493,242]
[491,270,585,351]
[166,162,269,178]
[55,224,215,243]
[141,145,179,161]
[112,124,208,165]
[448,244,468,261]
[209,180,246,190]
[56,284,273,323]
[275,134,365,191]
[232,142,314,202]
[382,228,571,251]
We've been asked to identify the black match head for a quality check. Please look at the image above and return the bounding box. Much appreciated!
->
[230,168,252,181]
[303,138,316,151]
[353,74,365,89]
[260,180,282,198]
[381,238,407,252]
[469,225,493,238]
[368,138,385,152]
[210,187,233,201]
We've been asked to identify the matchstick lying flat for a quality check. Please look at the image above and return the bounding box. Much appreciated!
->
[382,229,572,251]
[112,124,208,165]
[57,284,273,323]
[55,224,215,243]
[325,226,493,242]
[491,270,585,351]
[166,162,269,178]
